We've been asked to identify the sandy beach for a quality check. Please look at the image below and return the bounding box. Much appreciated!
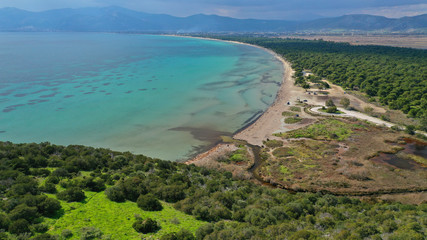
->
[180,37,308,166]
[232,50,298,146]
[165,35,304,146]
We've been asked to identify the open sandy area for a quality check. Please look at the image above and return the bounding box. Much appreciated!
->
[282,35,427,50]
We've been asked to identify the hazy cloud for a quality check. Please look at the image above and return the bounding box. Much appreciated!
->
[0,0,425,20]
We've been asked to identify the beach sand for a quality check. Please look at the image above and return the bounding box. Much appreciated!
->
[232,50,299,146]
[184,38,309,166]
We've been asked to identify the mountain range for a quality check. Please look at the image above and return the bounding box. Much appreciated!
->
[0,6,426,33]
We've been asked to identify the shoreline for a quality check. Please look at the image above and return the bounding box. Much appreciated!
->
[169,35,302,163]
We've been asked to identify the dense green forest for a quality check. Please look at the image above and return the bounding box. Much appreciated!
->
[0,142,425,239]
[216,36,427,130]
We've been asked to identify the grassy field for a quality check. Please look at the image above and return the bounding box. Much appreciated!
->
[259,117,427,195]
[282,111,296,117]
[45,191,206,239]
[284,117,303,124]
[290,106,301,112]
[276,119,364,141]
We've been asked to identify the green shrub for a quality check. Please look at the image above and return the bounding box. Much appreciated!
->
[32,223,49,233]
[8,219,30,235]
[132,218,160,234]
[290,106,301,112]
[57,187,85,202]
[284,117,302,124]
[38,197,61,217]
[80,227,103,240]
[0,213,10,231]
[61,229,73,239]
[326,99,335,107]
[137,194,163,211]
[32,233,57,240]
[264,140,283,148]
[9,204,39,222]
[326,106,338,113]
[40,183,57,194]
[160,229,195,240]
[282,111,295,117]
[405,125,416,135]
[195,223,214,240]
[105,186,125,202]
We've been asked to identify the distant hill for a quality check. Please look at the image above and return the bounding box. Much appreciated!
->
[0,6,426,33]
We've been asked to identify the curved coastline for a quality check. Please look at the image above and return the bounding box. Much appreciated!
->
[175,36,298,164]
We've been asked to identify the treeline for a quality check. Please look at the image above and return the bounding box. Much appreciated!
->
[0,141,425,239]
[216,36,427,130]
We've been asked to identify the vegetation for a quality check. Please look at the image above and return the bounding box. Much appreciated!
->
[282,111,295,117]
[320,106,342,114]
[263,140,283,148]
[276,119,361,140]
[263,118,427,196]
[217,36,427,131]
[132,218,160,234]
[0,141,425,239]
[137,194,163,211]
[290,106,301,112]
[284,117,303,124]
[340,98,350,109]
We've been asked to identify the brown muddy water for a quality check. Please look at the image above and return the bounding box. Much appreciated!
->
[370,138,426,170]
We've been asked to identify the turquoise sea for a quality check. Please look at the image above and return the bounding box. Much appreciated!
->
[0,33,283,160]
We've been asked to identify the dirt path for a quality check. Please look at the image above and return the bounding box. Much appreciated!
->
[310,106,394,127]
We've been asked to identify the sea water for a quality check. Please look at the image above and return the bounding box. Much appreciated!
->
[0,33,283,160]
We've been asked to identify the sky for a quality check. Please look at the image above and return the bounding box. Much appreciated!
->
[0,0,426,20]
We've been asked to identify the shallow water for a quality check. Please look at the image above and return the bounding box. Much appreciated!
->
[371,138,426,170]
[0,33,283,160]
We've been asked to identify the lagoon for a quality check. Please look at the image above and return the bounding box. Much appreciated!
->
[0,33,283,160]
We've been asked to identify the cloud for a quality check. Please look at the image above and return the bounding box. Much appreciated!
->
[353,3,427,18]
[0,0,425,20]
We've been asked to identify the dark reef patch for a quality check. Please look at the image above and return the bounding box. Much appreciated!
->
[169,127,232,144]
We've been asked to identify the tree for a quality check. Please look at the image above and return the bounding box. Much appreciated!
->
[32,233,57,240]
[132,218,160,234]
[80,227,103,240]
[57,187,85,202]
[137,194,163,211]
[38,198,61,217]
[0,213,10,230]
[195,223,214,240]
[9,204,39,223]
[8,219,30,235]
[105,186,126,202]
[325,99,335,107]
[326,106,338,113]
[40,183,57,194]
[340,98,350,109]
[405,125,416,135]
[161,229,195,240]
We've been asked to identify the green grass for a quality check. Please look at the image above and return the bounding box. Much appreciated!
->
[276,119,358,141]
[405,154,427,166]
[290,106,301,112]
[272,147,294,158]
[47,191,206,239]
[229,153,246,162]
[319,108,344,114]
[282,111,295,117]
[284,117,303,124]
[280,166,291,175]
[263,140,283,148]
